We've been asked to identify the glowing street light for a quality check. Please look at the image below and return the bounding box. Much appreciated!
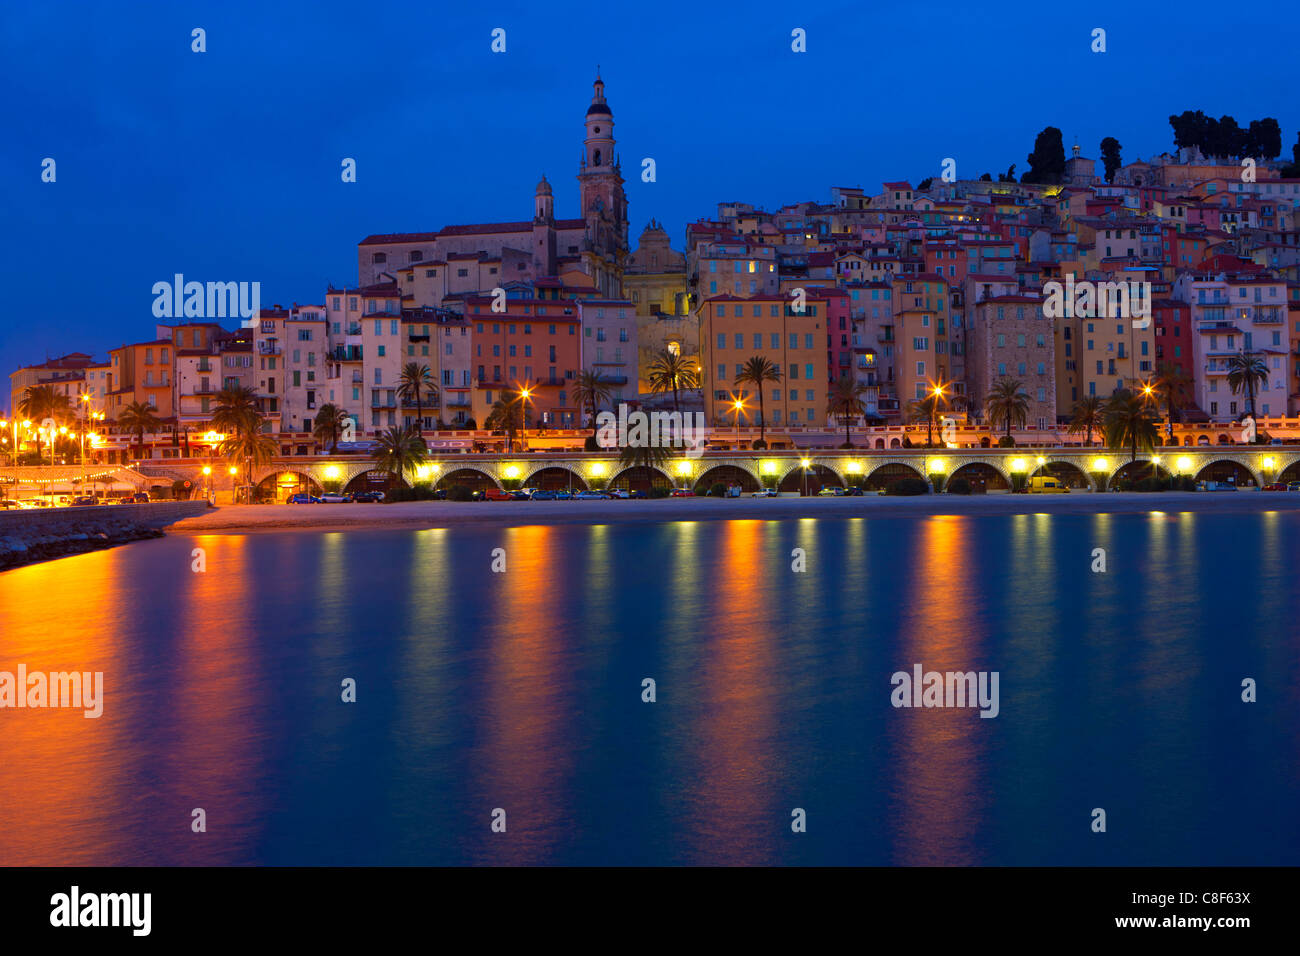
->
[1176,456,1193,474]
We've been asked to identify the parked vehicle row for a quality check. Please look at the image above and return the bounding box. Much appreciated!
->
[286,491,387,504]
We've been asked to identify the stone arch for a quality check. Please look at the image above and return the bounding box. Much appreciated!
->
[864,461,923,491]
[1216,433,1233,445]
[1182,436,1194,446]
[950,461,1010,492]
[525,466,589,491]
[609,464,672,492]
[695,464,760,493]
[1040,461,1090,489]
[256,469,322,502]
[344,468,407,494]
[436,467,499,492]
[1196,434,1211,446]
[889,437,902,448]
[1111,460,1172,486]
[1275,460,1300,484]
[779,463,842,494]
[873,438,885,449]
[1194,459,1257,487]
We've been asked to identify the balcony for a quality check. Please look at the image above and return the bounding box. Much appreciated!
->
[258,344,282,356]
[370,398,398,409]
[408,334,430,343]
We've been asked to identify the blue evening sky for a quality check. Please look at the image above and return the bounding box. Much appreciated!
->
[3,0,1298,406]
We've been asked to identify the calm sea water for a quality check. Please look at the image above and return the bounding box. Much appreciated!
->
[1,512,1297,866]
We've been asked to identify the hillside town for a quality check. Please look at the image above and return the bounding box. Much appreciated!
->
[8,77,1300,473]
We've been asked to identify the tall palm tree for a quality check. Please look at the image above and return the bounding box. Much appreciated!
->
[211,385,262,440]
[18,385,71,455]
[485,394,523,452]
[313,404,351,452]
[907,391,948,448]
[734,356,782,448]
[118,401,161,459]
[573,370,614,442]
[398,363,437,435]
[1154,361,1193,439]
[647,348,699,415]
[618,442,674,487]
[372,425,428,483]
[1102,388,1158,462]
[828,375,868,448]
[218,429,278,501]
[1067,394,1105,447]
[985,378,1029,442]
[1225,351,1269,424]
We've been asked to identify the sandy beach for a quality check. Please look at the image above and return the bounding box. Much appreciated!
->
[168,491,1300,534]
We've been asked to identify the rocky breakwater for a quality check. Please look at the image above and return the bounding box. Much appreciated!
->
[0,501,212,571]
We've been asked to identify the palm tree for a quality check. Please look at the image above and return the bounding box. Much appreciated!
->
[734,356,782,448]
[1154,361,1193,439]
[647,348,699,415]
[828,375,868,448]
[1102,388,1158,462]
[1225,351,1269,424]
[218,429,278,501]
[18,385,71,456]
[618,442,674,487]
[985,378,1029,443]
[907,391,947,448]
[211,385,262,441]
[573,370,614,442]
[372,425,428,483]
[313,404,351,452]
[1067,395,1105,447]
[485,394,523,452]
[398,363,437,435]
[118,401,161,459]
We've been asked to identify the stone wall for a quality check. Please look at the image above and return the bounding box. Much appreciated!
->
[0,501,210,570]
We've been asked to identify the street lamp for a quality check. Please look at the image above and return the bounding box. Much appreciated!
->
[800,457,811,496]
[229,465,239,504]
[732,397,746,447]
[516,385,533,449]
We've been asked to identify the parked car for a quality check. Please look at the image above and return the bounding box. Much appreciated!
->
[607,489,630,499]
[751,489,779,498]
[319,492,353,503]
[573,490,610,500]
[844,486,865,496]
[553,490,573,500]
[1028,476,1070,494]
[1262,482,1287,492]
[509,490,531,500]
[669,488,695,497]
[287,493,322,504]
[483,488,515,501]
[71,496,98,506]
[130,492,150,503]
[1288,482,1300,492]
[628,489,648,499]
[0,499,22,510]
[817,486,845,497]
[1200,481,1238,492]
[530,489,558,500]
[352,491,384,503]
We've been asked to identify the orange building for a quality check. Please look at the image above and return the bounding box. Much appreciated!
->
[463,293,584,428]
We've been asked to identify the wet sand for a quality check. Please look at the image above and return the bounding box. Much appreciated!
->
[168,491,1300,534]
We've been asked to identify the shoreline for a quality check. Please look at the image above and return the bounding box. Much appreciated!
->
[168,492,1300,535]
